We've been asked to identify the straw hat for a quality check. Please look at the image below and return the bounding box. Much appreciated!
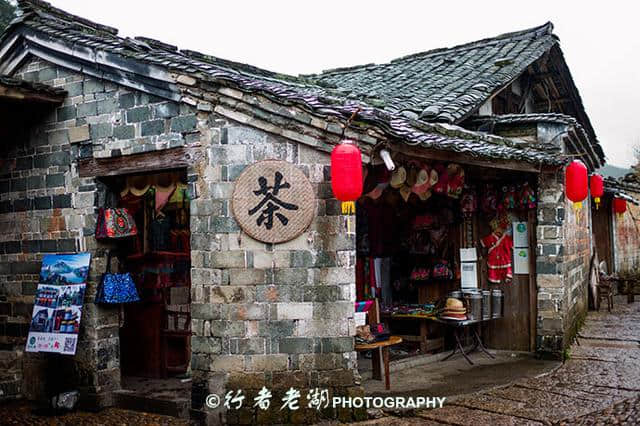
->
[390,166,407,189]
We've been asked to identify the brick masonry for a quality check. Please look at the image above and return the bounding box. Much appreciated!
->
[535,170,591,355]
[613,190,640,274]
[0,57,363,423]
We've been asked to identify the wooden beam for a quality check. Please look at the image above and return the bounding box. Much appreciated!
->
[390,143,552,174]
[77,147,202,177]
[0,85,65,104]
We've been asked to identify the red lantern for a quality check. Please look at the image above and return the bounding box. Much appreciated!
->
[590,174,604,210]
[613,197,627,216]
[565,160,588,210]
[331,139,363,215]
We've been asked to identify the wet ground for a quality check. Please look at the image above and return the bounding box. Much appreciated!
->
[362,295,640,425]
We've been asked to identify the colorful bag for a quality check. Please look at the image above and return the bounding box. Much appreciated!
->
[95,208,137,239]
[95,251,140,304]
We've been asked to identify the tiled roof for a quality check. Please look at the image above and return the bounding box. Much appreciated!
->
[0,73,65,97]
[307,24,557,123]
[0,1,570,167]
[470,113,605,166]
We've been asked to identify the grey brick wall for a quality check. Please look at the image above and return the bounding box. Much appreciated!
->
[535,170,591,355]
[1,56,362,422]
[0,56,201,405]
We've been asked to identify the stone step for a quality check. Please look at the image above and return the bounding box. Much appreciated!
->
[113,389,189,419]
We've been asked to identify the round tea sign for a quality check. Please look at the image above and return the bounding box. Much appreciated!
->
[231,160,315,244]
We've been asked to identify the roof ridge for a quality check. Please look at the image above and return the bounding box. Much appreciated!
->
[313,22,555,77]
[17,0,119,35]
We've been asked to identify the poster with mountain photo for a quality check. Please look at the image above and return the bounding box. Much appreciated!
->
[26,253,91,355]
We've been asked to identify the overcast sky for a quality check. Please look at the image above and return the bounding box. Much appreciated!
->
[48,0,640,169]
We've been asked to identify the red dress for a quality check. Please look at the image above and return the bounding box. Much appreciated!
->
[481,232,513,284]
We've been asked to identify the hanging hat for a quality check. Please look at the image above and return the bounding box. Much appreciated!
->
[429,168,439,187]
[399,184,412,202]
[412,166,432,195]
[416,189,432,202]
[365,182,388,200]
[390,166,407,189]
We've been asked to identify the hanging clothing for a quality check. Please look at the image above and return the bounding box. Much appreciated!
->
[481,232,513,284]
[374,257,392,307]
[365,201,395,257]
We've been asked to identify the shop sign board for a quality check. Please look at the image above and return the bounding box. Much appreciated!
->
[25,253,91,355]
[232,160,315,244]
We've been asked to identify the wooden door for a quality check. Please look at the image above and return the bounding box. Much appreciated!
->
[481,211,535,352]
[592,197,613,274]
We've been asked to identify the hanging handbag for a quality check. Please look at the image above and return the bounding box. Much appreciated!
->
[95,191,138,239]
[95,251,140,304]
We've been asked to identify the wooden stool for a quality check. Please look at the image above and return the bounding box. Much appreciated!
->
[355,336,403,390]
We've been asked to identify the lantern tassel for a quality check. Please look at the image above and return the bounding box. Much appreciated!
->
[341,201,355,215]
[595,197,600,210]
[341,201,355,234]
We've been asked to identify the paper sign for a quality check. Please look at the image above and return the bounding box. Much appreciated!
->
[514,248,530,274]
[512,221,529,248]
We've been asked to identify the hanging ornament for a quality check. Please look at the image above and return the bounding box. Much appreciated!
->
[613,197,627,217]
[565,160,588,211]
[590,174,604,210]
[460,186,477,218]
[518,182,536,210]
[330,139,363,234]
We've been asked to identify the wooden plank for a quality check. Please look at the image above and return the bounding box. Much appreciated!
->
[77,147,201,177]
[0,85,65,104]
[528,210,538,352]
[394,145,548,174]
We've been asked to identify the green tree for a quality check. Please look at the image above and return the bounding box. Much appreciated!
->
[0,0,16,34]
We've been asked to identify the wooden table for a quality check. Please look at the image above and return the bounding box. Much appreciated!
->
[381,313,443,354]
[355,336,402,390]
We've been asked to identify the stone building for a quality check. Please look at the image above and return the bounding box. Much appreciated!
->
[0,1,608,424]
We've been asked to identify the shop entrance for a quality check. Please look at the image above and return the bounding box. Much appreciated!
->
[101,169,192,406]
[355,158,538,375]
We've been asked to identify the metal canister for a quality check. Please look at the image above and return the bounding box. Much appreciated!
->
[448,291,463,300]
[463,290,482,321]
[482,290,491,320]
[491,289,504,318]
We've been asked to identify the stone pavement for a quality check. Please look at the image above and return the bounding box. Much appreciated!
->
[361,296,640,425]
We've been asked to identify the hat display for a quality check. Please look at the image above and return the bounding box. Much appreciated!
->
[390,166,407,189]
[441,297,467,320]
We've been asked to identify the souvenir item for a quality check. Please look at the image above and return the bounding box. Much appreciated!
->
[481,184,498,213]
[410,267,430,281]
[518,182,536,210]
[95,207,138,239]
[446,164,465,199]
[355,325,376,344]
[412,166,432,199]
[369,323,391,342]
[440,298,467,320]
[95,251,140,304]
[481,219,514,284]
[432,163,448,195]
[432,260,454,280]
[460,186,477,217]
[390,166,407,189]
[502,185,517,210]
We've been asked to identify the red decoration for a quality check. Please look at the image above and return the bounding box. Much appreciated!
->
[331,140,363,214]
[590,174,604,209]
[613,197,627,215]
[565,160,588,210]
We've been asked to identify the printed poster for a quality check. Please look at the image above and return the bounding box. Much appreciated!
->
[26,253,91,355]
